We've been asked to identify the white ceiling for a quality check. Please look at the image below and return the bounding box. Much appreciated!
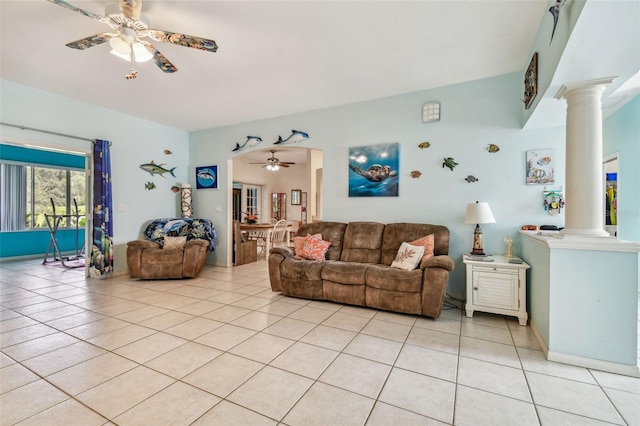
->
[1,0,550,132]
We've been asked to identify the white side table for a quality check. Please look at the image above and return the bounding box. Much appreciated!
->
[463,255,530,326]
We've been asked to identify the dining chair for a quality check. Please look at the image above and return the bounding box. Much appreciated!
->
[248,227,268,257]
[270,219,289,250]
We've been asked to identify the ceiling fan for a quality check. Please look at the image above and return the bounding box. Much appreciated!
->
[250,150,296,171]
[47,0,218,79]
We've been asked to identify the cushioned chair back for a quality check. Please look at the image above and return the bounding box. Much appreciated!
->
[380,223,450,265]
[340,222,385,263]
[295,221,347,261]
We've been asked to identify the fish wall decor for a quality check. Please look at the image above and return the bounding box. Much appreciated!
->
[464,175,479,183]
[232,136,263,152]
[487,144,500,153]
[274,130,309,145]
[418,142,430,149]
[145,182,156,190]
[140,160,176,178]
[164,150,173,155]
[197,169,216,181]
[410,170,422,179]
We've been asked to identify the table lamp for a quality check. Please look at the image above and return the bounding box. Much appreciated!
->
[464,201,495,255]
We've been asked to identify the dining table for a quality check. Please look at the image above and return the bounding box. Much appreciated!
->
[239,222,291,256]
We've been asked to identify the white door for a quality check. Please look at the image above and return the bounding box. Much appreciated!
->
[243,184,261,218]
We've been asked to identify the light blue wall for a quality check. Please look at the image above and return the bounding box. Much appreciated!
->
[521,234,551,346]
[190,72,567,294]
[550,248,638,366]
[1,80,190,271]
[603,95,640,243]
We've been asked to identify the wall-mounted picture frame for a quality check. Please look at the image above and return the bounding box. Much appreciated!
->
[348,142,399,197]
[195,165,218,189]
[526,149,554,185]
[524,52,538,110]
[291,189,301,205]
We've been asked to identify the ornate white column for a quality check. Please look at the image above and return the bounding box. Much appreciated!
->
[554,77,615,237]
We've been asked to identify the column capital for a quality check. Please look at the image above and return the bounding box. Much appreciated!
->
[554,77,617,100]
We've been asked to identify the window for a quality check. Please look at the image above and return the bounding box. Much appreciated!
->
[0,163,86,231]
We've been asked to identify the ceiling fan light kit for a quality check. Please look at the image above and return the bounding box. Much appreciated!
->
[250,150,296,171]
[47,0,218,80]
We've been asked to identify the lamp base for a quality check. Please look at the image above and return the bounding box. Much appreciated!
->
[470,249,487,256]
[471,224,486,256]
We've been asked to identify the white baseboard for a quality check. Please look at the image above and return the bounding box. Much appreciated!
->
[530,321,639,377]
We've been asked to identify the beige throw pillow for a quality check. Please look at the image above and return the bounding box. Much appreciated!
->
[391,242,425,270]
[164,235,187,250]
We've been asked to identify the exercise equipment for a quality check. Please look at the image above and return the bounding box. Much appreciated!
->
[42,198,85,268]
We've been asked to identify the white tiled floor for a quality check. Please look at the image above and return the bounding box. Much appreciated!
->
[1,258,639,425]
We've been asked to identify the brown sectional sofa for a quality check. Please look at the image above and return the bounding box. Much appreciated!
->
[268,221,454,318]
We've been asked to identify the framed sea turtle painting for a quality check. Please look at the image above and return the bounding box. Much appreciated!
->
[195,165,218,189]
[348,143,399,197]
[526,149,554,185]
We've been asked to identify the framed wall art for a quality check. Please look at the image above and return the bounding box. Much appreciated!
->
[195,165,218,189]
[526,149,554,185]
[524,52,538,109]
[348,143,399,197]
[291,189,301,205]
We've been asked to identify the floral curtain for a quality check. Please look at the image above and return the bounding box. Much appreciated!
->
[90,139,113,277]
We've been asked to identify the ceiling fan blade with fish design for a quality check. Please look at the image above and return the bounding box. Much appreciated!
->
[47,0,217,77]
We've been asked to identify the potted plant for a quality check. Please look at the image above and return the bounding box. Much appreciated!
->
[243,212,259,224]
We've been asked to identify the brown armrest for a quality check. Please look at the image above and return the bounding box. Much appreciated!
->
[420,255,454,271]
[270,247,294,257]
[127,240,160,248]
[185,239,209,248]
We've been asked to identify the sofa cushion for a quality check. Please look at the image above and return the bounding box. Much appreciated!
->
[340,222,385,263]
[390,242,424,270]
[280,257,325,281]
[321,261,368,284]
[366,264,424,293]
[381,223,450,265]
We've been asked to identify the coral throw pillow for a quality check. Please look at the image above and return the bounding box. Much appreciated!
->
[294,233,322,259]
[164,235,187,250]
[299,234,331,261]
[410,234,435,263]
[391,242,425,270]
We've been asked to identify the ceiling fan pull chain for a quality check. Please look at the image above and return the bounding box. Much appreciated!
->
[125,44,138,80]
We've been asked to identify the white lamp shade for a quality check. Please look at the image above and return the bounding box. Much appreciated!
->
[464,202,495,224]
